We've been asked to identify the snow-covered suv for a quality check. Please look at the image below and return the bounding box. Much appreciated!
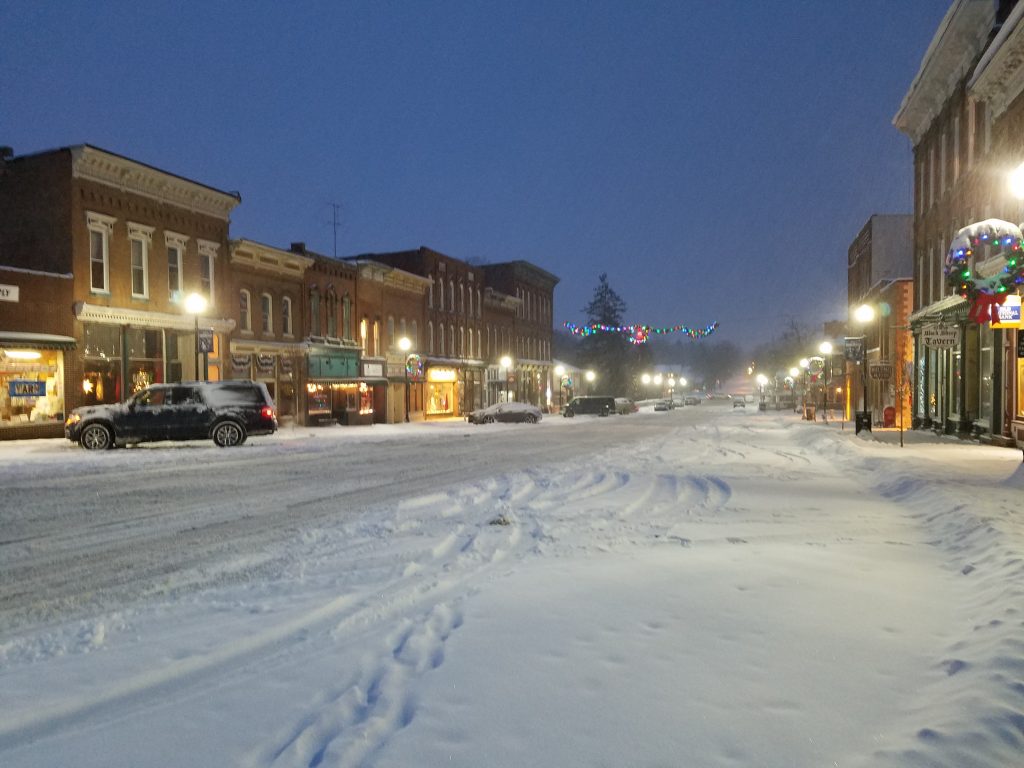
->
[65,380,278,450]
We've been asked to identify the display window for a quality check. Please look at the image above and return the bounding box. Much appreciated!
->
[426,382,454,416]
[0,348,65,426]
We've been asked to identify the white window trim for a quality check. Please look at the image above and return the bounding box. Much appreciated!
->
[86,211,115,294]
[167,244,183,299]
[282,296,293,337]
[261,292,273,334]
[128,223,154,300]
[240,289,252,334]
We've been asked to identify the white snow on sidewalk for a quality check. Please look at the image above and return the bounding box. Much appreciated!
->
[0,410,1022,767]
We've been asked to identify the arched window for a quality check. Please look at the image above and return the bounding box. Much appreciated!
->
[326,288,337,337]
[342,295,352,340]
[459,326,465,357]
[282,296,293,336]
[411,320,419,350]
[448,280,455,312]
[427,321,433,354]
[477,289,482,318]
[239,289,252,333]
[373,320,380,356]
[437,276,444,311]
[360,317,368,352]
[428,281,434,308]
[261,294,273,334]
[476,329,482,359]
[449,325,455,356]
[439,323,445,355]
[459,282,465,314]
[387,315,396,348]
[309,286,320,336]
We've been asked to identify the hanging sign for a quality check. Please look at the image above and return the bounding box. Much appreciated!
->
[991,295,1022,328]
[0,284,19,302]
[844,336,864,361]
[921,325,959,349]
[869,362,893,381]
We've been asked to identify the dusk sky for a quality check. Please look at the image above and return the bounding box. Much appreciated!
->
[2,1,950,348]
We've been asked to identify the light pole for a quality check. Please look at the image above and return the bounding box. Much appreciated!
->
[500,355,512,402]
[585,370,595,394]
[667,376,676,405]
[398,336,412,422]
[789,366,800,412]
[854,303,876,433]
[819,341,833,424]
[185,292,207,381]
[554,365,566,410]
[756,373,768,411]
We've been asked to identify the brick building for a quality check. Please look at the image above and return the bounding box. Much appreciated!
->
[0,144,239,438]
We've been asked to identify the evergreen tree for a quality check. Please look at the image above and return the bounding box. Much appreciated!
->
[581,273,633,396]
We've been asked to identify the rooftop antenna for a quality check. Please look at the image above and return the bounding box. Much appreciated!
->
[328,202,342,258]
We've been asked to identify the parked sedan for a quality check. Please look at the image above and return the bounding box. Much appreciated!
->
[683,395,702,406]
[614,397,638,414]
[466,402,543,424]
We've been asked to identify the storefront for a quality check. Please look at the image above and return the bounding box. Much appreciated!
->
[0,332,75,436]
[72,303,234,411]
[229,341,304,424]
[303,342,375,426]
[425,365,459,418]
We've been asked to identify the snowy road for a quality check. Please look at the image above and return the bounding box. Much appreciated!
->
[1,406,1022,767]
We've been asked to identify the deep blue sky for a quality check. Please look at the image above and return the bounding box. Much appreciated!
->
[1,1,950,348]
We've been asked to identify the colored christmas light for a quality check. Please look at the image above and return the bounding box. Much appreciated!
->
[563,320,719,344]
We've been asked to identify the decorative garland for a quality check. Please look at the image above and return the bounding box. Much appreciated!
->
[563,321,719,345]
[945,219,1024,324]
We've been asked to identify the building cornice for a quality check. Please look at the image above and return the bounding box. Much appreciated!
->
[70,146,241,221]
[893,0,995,145]
[969,3,1024,117]
[230,239,313,278]
[73,302,236,333]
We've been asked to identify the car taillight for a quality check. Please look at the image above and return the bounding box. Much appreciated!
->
[261,406,276,420]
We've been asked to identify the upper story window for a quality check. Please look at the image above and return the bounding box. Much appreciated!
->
[342,294,352,340]
[411,320,418,350]
[427,321,434,354]
[282,296,293,336]
[439,322,445,355]
[261,293,273,334]
[459,282,465,314]
[477,289,481,318]
[387,315,396,348]
[166,231,189,301]
[86,211,116,294]
[128,223,154,300]
[448,280,455,312]
[428,281,434,308]
[198,240,219,302]
[437,276,445,311]
[360,317,368,352]
[239,289,252,332]
[326,289,337,337]
[309,286,321,336]
[373,320,380,356]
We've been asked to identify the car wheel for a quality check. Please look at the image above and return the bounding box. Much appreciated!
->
[80,423,113,451]
[523,414,537,424]
[212,420,247,447]
[482,416,495,424]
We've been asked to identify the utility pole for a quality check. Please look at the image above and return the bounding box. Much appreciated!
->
[328,202,341,258]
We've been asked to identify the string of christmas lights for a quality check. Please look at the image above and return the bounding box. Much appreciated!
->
[563,321,719,345]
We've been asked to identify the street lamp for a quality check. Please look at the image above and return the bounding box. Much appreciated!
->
[667,376,676,405]
[185,292,207,381]
[585,369,595,394]
[819,341,833,423]
[500,355,512,402]
[756,373,768,410]
[554,364,566,409]
[398,336,412,422]
[854,303,876,432]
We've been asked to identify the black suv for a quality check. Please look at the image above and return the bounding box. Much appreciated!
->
[65,380,278,450]
[563,396,615,417]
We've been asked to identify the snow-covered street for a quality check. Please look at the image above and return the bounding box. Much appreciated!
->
[1,405,1022,767]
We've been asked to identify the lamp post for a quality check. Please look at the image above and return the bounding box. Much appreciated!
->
[756,373,768,411]
[667,376,676,405]
[585,369,595,394]
[185,292,207,381]
[398,336,412,422]
[818,341,833,424]
[854,303,876,433]
[500,355,512,403]
[789,366,800,412]
[554,365,566,410]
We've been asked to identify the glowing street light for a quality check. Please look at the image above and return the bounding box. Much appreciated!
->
[585,369,596,394]
[500,355,513,402]
[398,336,413,422]
[854,303,876,432]
[185,292,208,381]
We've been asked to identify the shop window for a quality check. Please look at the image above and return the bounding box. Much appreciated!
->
[125,328,165,395]
[0,348,66,426]
[198,241,217,301]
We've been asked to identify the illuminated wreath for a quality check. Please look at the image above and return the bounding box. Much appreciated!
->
[945,219,1024,323]
[563,321,718,345]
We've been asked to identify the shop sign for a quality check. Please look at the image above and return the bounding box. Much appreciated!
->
[256,354,276,375]
[363,362,384,378]
[9,379,45,398]
[198,329,215,353]
[991,295,1022,329]
[868,362,893,381]
[0,284,18,302]
[921,325,959,349]
[427,367,457,383]
[231,354,252,376]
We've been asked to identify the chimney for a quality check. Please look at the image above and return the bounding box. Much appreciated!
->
[290,242,306,254]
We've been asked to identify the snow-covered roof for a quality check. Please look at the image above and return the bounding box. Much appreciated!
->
[968,1,1024,117]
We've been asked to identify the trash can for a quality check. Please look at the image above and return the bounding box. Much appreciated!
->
[803,404,816,421]
[855,411,872,434]
[758,401,767,411]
